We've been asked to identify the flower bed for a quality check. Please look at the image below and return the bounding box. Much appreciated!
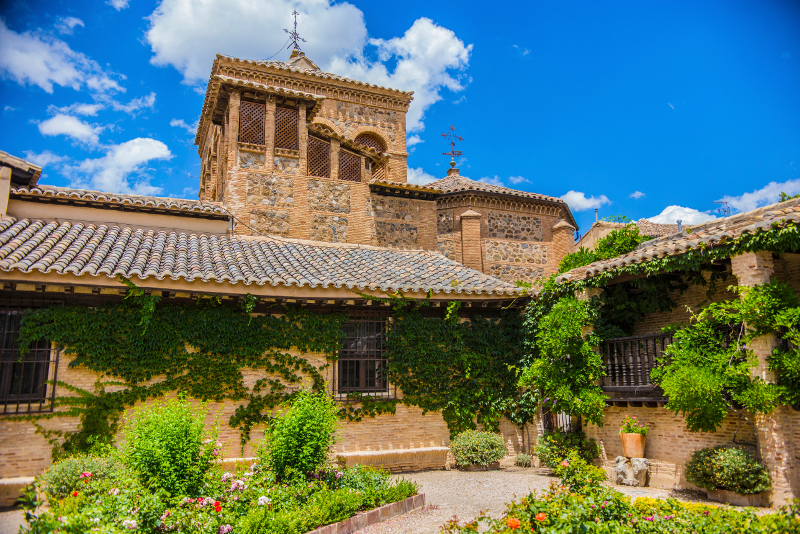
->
[21,393,418,533]
[441,452,800,533]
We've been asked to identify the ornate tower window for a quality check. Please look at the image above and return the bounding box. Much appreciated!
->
[239,101,265,145]
[354,133,385,153]
[338,150,361,182]
[275,107,299,150]
[307,136,331,178]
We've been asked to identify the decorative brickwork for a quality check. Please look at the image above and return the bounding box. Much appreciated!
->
[437,238,456,260]
[246,174,293,207]
[485,241,547,264]
[239,150,265,169]
[487,212,542,241]
[437,211,454,235]
[308,179,350,213]
[486,264,544,283]
[249,209,290,236]
[310,214,348,242]
[371,197,419,221]
[373,221,417,248]
[274,156,299,175]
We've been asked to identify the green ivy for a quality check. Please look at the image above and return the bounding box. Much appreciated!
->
[12,277,347,457]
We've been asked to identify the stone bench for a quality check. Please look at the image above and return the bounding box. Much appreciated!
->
[335,447,450,472]
[0,476,35,508]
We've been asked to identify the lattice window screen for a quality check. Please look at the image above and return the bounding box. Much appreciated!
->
[371,164,386,182]
[239,101,265,145]
[275,107,299,150]
[307,136,331,178]
[354,134,385,152]
[339,150,361,182]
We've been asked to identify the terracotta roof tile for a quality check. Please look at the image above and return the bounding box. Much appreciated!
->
[429,175,564,203]
[636,219,680,237]
[0,218,520,296]
[11,185,228,218]
[556,198,800,283]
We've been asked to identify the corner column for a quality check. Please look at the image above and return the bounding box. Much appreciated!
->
[330,139,340,181]
[460,209,483,272]
[551,221,576,276]
[264,98,276,173]
[730,251,794,506]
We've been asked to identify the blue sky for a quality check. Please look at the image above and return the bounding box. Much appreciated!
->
[1,0,798,232]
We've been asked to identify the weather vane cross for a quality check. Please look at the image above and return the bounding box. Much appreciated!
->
[441,125,464,159]
[284,10,306,51]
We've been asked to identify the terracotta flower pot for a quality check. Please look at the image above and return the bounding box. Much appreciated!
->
[620,433,646,458]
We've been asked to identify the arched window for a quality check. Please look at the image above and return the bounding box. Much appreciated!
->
[353,133,386,153]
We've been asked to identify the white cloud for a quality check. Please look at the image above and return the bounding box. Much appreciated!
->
[145,2,470,133]
[0,19,122,94]
[332,18,471,132]
[23,150,65,168]
[170,118,198,134]
[37,114,104,144]
[407,167,437,186]
[55,17,84,35]
[107,0,131,10]
[560,190,611,212]
[452,95,466,105]
[66,138,173,194]
[630,191,645,199]
[177,185,199,199]
[109,92,156,114]
[3,105,16,112]
[508,176,529,185]
[479,175,505,187]
[647,205,716,225]
[717,179,800,213]
[406,135,424,147]
[49,102,105,116]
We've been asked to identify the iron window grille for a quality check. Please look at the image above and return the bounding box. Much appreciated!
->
[275,107,299,150]
[0,299,61,415]
[307,136,331,178]
[335,315,394,398]
[239,101,266,146]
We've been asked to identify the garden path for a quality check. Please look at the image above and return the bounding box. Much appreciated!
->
[355,461,714,534]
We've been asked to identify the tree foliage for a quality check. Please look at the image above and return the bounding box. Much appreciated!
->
[557,223,651,274]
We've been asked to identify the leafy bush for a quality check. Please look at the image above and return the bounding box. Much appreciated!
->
[557,223,650,274]
[449,430,506,467]
[620,414,649,435]
[122,396,217,497]
[37,453,123,500]
[259,389,339,480]
[533,429,600,469]
[515,453,532,467]
[553,451,606,492]
[684,446,772,494]
[633,496,717,515]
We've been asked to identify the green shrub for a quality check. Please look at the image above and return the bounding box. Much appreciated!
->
[533,429,600,469]
[260,389,339,480]
[122,396,217,496]
[449,430,506,467]
[37,453,123,499]
[515,453,532,467]
[684,446,772,494]
[553,451,606,492]
[633,496,718,515]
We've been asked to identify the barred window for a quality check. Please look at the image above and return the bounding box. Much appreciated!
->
[307,136,331,178]
[354,133,385,153]
[239,101,265,145]
[337,316,389,394]
[1,300,60,414]
[338,150,361,182]
[275,107,299,150]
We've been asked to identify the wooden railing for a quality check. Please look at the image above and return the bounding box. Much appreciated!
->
[601,333,672,392]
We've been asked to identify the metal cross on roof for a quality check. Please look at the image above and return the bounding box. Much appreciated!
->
[284,10,306,51]
[441,124,464,158]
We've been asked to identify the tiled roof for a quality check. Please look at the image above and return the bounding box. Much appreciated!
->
[557,198,800,283]
[1,150,42,186]
[429,174,577,228]
[636,219,680,237]
[11,186,229,219]
[0,218,520,296]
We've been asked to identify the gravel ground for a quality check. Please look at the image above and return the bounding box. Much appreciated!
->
[355,464,714,534]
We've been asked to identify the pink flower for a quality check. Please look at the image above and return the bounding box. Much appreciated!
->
[217,525,232,534]
[560,460,569,467]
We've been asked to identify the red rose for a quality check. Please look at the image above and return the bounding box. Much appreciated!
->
[507,518,520,529]
[72,491,78,497]
[535,512,547,521]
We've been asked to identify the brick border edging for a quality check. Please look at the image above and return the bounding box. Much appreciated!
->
[307,493,426,534]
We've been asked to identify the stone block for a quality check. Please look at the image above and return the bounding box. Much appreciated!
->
[488,212,542,241]
[310,215,348,242]
[0,476,34,507]
[308,179,350,213]
[614,456,648,487]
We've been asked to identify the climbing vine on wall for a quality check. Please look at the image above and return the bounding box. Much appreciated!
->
[12,278,347,458]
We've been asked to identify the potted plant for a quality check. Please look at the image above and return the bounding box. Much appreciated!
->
[684,446,771,507]
[619,415,648,458]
